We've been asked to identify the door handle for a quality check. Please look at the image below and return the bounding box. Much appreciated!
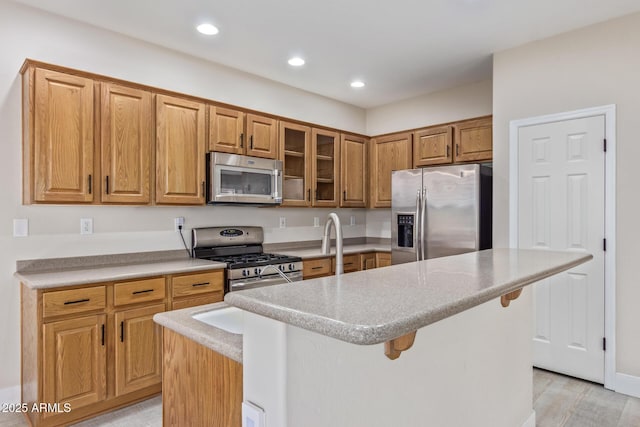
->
[421,188,427,261]
[415,190,421,263]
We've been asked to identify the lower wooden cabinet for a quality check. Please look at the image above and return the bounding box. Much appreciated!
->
[303,257,332,279]
[376,252,392,268]
[360,253,377,270]
[114,304,164,396]
[303,251,392,279]
[21,267,224,427]
[42,314,107,414]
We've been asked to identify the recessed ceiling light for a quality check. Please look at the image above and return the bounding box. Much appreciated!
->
[288,57,305,66]
[197,23,219,35]
[350,80,365,88]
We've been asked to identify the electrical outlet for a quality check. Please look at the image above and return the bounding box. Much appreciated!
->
[80,218,93,235]
[13,219,28,237]
[174,217,185,232]
[313,217,320,227]
[350,215,356,226]
[279,217,286,228]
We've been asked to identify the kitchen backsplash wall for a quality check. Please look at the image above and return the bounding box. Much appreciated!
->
[366,209,392,239]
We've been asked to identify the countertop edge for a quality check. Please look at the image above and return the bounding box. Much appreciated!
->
[153,302,243,364]
[225,251,593,346]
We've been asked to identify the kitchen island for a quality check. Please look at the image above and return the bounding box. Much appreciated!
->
[159,248,592,427]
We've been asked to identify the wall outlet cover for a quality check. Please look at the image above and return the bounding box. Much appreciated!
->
[13,219,28,237]
[350,215,356,226]
[313,217,320,227]
[242,401,265,427]
[174,217,185,232]
[279,216,286,228]
[80,218,93,235]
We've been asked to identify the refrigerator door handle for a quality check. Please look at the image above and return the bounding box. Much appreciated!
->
[421,188,427,261]
[415,190,421,263]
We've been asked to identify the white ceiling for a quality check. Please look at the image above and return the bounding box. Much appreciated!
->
[12,0,640,108]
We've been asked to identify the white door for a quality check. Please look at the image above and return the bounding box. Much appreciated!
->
[518,115,606,383]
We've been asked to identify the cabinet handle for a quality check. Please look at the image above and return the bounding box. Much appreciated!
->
[132,289,154,295]
[88,175,92,194]
[63,298,90,305]
[315,189,318,200]
[240,133,244,148]
[343,190,347,201]
[202,181,206,197]
[120,321,124,343]
[311,266,323,270]
[456,144,459,156]
[307,189,310,201]
[101,324,105,346]
[192,282,210,287]
[446,145,450,158]
[250,135,254,149]
[345,262,354,266]
[105,176,110,195]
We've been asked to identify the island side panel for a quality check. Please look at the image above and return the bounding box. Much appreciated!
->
[162,328,242,427]
[283,290,534,427]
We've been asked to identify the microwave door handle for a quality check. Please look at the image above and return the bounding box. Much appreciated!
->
[415,189,421,263]
[273,169,280,200]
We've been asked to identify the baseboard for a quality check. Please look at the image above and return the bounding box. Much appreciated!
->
[615,373,640,398]
[521,410,536,427]
[0,385,21,403]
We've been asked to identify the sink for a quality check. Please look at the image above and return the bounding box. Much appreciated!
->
[192,306,244,334]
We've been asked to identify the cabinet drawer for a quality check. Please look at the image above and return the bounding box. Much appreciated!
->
[42,286,106,318]
[332,254,360,273]
[303,257,331,279]
[171,293,223,310]
[171,270,224,298]
[114,277,166,306]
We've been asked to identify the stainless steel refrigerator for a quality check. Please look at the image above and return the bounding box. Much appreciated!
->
[391,163,492,265]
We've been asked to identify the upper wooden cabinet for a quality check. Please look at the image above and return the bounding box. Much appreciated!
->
[280,121,312,206]
[370,132,413,208]
[453,117,493,162]
[312,129,340,207]
[340,134,368,208]
[246,113,278,159]
[23,67,95,203]
[100,83,152,204]
[413,125,453,167]
[208,106,245,155]
[155,94,206,205]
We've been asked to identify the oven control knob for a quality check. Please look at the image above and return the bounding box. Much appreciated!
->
[289,263,294,271]
[254,268,259,275]
[279,265,284,271]
[242,269,248,277]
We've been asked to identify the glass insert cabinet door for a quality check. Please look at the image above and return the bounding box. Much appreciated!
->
[312,129,339,207]
[280,122,311,206]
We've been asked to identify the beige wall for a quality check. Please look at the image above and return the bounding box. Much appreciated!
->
[493,12,640,377]
[0,1,367,398]
[366,79,493,135]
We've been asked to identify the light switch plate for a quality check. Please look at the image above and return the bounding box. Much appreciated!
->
[279,216,286,228]
[80,218,93,235]
[13,219,28,237]
[350,215,356,226]
[242,401,265,427]
[313,217,320,227]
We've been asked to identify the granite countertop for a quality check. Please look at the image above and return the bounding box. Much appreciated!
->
[275,243,390,259]
[16,257,226,289]
[154,302,242,363]
[225,249,592,345]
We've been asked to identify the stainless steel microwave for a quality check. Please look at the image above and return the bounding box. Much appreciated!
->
[207,152,283,205]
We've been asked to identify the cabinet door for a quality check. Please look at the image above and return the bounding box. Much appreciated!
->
[32,68,94,203]
[370,132,413,208]
[101,83,152,204]
[340,134,367,208]
[155,94,206,204]
[114,304,165,396]
[43,314,106,411]
[360,253,377,271]
[454,117,492,162]
[209,106,245,154]
[246,114,278,159]
[375,252,392,268]
[303,257,332,279]
[312,129,340,207]
[413,125,453,167]
[280,121,311,206]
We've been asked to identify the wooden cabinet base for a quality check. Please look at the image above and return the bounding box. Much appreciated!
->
[162,329,242,427]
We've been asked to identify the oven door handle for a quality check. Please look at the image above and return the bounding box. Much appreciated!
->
[230,273,301,291]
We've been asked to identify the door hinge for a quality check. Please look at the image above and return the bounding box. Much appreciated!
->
[603,238,607,251]
[603,337,606,351]
[603,138,607,152]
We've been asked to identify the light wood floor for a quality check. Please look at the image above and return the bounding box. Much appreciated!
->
[2,369,640,426]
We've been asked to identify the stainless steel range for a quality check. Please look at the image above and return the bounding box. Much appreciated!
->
[192,226,302,292]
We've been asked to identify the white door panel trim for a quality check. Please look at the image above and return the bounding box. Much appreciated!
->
[508,104,616,390]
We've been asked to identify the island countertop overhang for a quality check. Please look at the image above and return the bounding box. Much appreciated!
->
[225,248,592,345]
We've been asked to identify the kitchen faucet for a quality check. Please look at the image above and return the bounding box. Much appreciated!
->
[321,212,343,275]
[259,264,293,283]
